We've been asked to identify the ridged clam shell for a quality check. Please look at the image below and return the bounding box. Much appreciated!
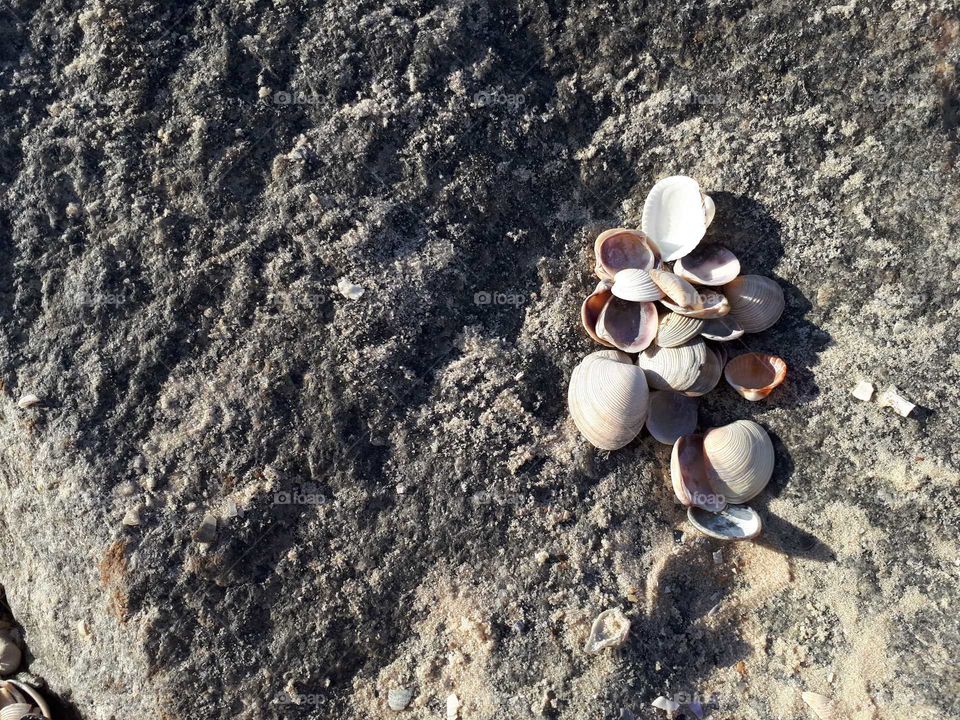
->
[636,338,707,392]
[682,345,723,397]
[661,290,730,319]
[648,268,699,306]
[641,176,709,261]
[656,312,703,348]
[0,704,34,720]
[388,687,414,711]
[568,350,649,450]
[673,244,740,286]
[646,391,697,445]
[595,297,658,353]
[671,434,725,511]
[611,269,663,302]
[581,281,614,347]
[723,275,784,332]
[724,352,787,401]
[594,229,658,280]
[700,316,744,342]
[687,505,762,541]
[702,420,774,504]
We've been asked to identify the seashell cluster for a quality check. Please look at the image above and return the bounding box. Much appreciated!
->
[569,176,791,540]
[0,680,51,720]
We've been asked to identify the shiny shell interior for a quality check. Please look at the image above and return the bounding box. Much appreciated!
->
[687,504,763,541]
[724,352,787,401]
[595,297,658,353]
[594,228,658,280]
[641,175,709,261]
[700,316,744,342]
[673,244,740,286]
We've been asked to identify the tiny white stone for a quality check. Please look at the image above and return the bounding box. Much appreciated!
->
[651,695,681,715]
[337,277,365,300]
[17,394,41,409]
[122,505,142,526]
[535,549,549,564]
[851,380,874,401]
[446,692,461,720]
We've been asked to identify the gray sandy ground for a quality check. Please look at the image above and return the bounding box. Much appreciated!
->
[0,0,958,718]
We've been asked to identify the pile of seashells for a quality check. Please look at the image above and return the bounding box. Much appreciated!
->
[0,679,51,720]
[569,176,788,540]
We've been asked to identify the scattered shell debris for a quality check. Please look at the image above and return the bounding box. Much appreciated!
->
[16,394,41,409]
[445,692,461,720]
[651,695,681,716]
[387,687,413,712]
[336,277,365,300]
[876,386,915,418]
[570,176,789,541]
[583,608,630,653]
[851,379,875,401]
[801,690,840,720]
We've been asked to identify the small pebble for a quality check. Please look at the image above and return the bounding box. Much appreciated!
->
[851,379,874,401]
[193,514,218,544]
[17,394,41,409]
[122,505,142,527]
[337,277,365,300]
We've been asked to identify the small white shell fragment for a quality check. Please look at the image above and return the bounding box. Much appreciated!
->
[851,380,874,401]
[122,505,143,527]
[651,695,681,716]
[584,608,630,653]
[387,687,413,712]
[337,277,365,300]
[877,386,914,417]
[801,691,839,720]
[16,394,41,409]
[446,692,461,720]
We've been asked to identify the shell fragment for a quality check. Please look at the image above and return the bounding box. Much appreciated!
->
[851,380,875,402]
[877,386,915,417]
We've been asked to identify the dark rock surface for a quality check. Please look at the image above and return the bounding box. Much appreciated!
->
[1,1,958,718]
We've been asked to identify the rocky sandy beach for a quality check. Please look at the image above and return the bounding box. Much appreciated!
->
[0,1,958,718]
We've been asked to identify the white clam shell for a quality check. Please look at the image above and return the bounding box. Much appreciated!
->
[594,228,659,280]
[661,290,730,319]
[611,268,664,302]
[648,268,699,307]
[595,297,658,353]
[700,316,744,342]
[636,338,707,392]
[722,275,784,332]
[673,244,740,286]
[702,420,774,504]
[641,176,709,261]
[568,350,649,450]
[687,505,762,541]
[656,311,704,348]
[724,352,787,401]
[5,680,52,719]
[583,608,630,653]
[683,344,724,397]
[646,391,698,445]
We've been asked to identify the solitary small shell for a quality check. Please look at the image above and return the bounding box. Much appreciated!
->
[724,352,787,400]
[388,687,414,712]
[568,351,649,450]
[584,608,630,653]
[723,275,784,332]
[702,420,774,504]
[594,229,659,280]
[611,269,663,302]
[637,339,708,392]
[673,245,740,286]
[641,176,709,261]
[646,391,698,445]
[687,505,763,541]
[581,281,615,347]
[656,311,703,348]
